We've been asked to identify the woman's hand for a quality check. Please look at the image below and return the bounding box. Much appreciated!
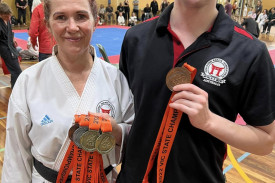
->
[88,112,122,146]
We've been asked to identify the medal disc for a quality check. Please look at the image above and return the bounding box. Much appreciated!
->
[80,130,100,152]
[166,67,191,91]
[95,133,116,154]
[72,127,88,148]
[68,123,79,141]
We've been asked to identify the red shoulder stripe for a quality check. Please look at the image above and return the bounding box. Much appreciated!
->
[143,16,159,23]
[234,26,253,40]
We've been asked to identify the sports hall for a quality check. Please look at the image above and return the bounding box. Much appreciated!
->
[0,0,275,182]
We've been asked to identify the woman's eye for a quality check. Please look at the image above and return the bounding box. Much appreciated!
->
[56,15,66,20]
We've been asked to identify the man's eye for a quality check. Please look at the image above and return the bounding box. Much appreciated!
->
[76,14,88,20]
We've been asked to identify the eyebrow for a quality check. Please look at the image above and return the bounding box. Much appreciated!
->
[53,10,90,17]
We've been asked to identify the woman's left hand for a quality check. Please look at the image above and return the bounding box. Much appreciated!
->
[88,112,122,145]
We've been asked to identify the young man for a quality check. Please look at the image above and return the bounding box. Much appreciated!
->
[118,0,275,182]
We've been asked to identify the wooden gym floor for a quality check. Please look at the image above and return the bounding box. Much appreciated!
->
[0,31,275,182]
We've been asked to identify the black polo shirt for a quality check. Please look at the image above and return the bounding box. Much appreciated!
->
[118,3,275,183]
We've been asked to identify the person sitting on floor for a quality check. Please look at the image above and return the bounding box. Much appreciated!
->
[118,11,125,26]
[19,36,38,60]
[262,7,275,35]
[128,12,137,27]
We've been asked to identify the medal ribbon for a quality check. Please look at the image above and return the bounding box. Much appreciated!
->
[143,63,196,183]
[85,115,102,183]
[56,115,83,183]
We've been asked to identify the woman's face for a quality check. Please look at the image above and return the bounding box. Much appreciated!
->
[47,0,95,57]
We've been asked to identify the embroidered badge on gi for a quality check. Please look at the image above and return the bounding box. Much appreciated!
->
[201,58,229,86]
[41,115,53,126]
[96,100,115,118]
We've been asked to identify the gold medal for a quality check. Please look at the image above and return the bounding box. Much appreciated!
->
[80,130,100,152]
[68,123,79,141]
[166,67,191,91]
[95,132,115,154]
[72,127,88,148]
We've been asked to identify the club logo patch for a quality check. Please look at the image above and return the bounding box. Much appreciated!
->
[201,58,229,86]
[96,100,115,118]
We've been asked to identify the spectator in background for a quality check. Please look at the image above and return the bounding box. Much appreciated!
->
[28,0,33,18]
[232,1,237,16]
[31,0,41,12]
[142,3,152,21]
[116,2,125,20]
[247,8,256,20]
[255,0,262,21]
[128,12,137,26]
[118,11,125,25]
[225,0,232,17]
[262,7,275,35]
[16,0,28,26]
[241,17,260,38]
[124,0,130,22]
[106,3,115,23]
[161,0,169,13]
[0,3,22,88]
[243,3,248,17]
[29,0,55,61]
[19,36,39,60]
[150,0,159,17]
[98,4,106,24]
[133,0,139,21]
[257,9,268,31]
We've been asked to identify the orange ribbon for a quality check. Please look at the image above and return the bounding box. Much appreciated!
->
[143,63,197,183]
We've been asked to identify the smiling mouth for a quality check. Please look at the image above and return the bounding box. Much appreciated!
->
[66,38,81,42]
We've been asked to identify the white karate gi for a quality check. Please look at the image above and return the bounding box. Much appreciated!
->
[2,46,134,183]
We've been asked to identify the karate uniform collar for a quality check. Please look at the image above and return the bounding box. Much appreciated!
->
[155,3,234,45]
[52,45,96,58]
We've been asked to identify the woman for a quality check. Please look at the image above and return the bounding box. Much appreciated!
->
[1,0,134,182]
[0,3,22,88]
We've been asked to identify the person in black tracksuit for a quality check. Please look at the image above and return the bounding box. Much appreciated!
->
[241,17,260,38]
[0,3,22,88]
[150,0,158,17]
[118,1,275,183]
[16,0,28,26]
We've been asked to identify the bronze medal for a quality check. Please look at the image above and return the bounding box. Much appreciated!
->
[166,67,192,91]
[72,126,88,148]
[80,130,100,152]
[68,123,79,141]
[95,132,116,154]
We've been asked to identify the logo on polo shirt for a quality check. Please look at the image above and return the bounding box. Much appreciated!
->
[96,100,115,118]
[201,58,229,86]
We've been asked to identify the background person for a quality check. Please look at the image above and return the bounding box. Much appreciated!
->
[15,0,28,26]
[1,0,134,182]
[29,0,55,61]
[262,7,275,34]
[0,3,22,88]
[241,17,260,38]
[117,0,275,182]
